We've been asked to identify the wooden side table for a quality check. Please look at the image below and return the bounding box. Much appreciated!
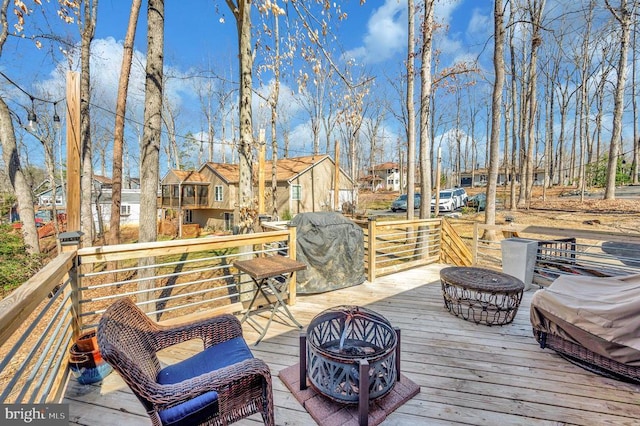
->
[439,266,525,326]
[234,255,307,344]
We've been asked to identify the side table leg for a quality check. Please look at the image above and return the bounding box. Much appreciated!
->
[267,279,303,328]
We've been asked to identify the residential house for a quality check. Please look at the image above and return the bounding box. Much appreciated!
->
[35,176,144,232]
[363,162,401,191]
[160,155,356,231]
[161,167,234,231]
[266,155,356,216]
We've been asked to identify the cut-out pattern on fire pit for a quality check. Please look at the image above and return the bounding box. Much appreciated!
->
[306,306,397,403]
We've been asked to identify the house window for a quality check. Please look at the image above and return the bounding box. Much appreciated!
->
[291,185,302,201]
[214,185,223,202]
[184,210,193,223]
[120,204,131,216]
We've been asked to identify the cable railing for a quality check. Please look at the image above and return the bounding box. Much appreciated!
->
[472,223,640,285]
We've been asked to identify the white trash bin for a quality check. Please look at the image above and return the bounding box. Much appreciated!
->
[501,238,538,291]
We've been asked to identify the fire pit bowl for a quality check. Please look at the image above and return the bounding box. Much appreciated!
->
[304,306,398,404]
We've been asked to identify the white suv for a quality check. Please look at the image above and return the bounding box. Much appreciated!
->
[431,190,456,212]
[452,188,468,209]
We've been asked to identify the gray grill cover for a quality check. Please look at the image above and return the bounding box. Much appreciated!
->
[290,212,365,294]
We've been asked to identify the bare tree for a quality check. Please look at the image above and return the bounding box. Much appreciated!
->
[406,0,416,219]
[225,0,255,233]
[0,1,39,254]
[108,0,141,245]
[419,0,434,218]
[79,0,98,245]
[484,0,506,238]
[138,0,164,311]
[517,0,546,209]
[632,16,639,185]
[604,0,636,199]
[162,94,181,169]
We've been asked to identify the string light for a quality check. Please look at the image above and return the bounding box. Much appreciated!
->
[27,96,37,131]
[0,71,63,131]
[53,102,61,129]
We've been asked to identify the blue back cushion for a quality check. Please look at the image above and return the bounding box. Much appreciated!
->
[156,337,254,426]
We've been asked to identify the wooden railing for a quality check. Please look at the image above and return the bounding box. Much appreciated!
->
[0,229,296,404]
[0,251,77,404]
[440,218,472,267]
[366,217,442,281]
[0,217,462,404]
[472,223,640,285]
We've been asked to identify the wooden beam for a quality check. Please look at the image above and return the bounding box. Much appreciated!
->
[65,71,81,234]
[258,129,266,214]
[334,139,340,211]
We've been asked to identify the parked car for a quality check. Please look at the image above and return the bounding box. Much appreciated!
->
[452,187,468,209]
[466,193,487,211]
[431,190,456,212]
[391,193,421,212]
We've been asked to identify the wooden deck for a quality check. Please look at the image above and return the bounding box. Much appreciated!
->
[64,264,640,425]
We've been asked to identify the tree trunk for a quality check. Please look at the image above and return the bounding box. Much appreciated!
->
[419,1,434,218]
[109,0,142,245]
[270,10,281,219]
[604,0,634,199]
[405,0,416,219]
[484,0,505,240]
[138,0,164,313]
[632,19,639,185]
[80,0,98,245]
[233,0,255,233]
[0,0,39,254]
[0,99,40,253]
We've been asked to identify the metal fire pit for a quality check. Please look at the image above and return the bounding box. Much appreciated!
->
[300,306,400,425]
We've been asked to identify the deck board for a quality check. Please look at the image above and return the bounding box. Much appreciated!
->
[64,264,640,425]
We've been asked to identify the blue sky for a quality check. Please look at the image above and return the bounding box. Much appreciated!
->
[2,1,502,177]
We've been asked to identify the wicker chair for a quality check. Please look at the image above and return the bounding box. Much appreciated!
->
[97,298,274,426]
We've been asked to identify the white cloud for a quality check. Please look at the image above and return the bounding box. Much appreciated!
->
[467,8,491,39]
[344,0,407,64]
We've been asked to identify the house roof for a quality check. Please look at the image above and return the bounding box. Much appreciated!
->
[264,155,331,182]
[369,162,399,171]
[200,155,353,185]
[93,175,113,185]
[168,170,210,183]
[199,162,241,183]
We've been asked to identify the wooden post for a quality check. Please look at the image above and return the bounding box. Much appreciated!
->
[368,217,376,282]
[334,139,340,211]
[258,129,266,214]
[472,222,479,265]
[69,259,81,340]
[434,147,442,217]
[288,225,297,305]
[65,71,81,234]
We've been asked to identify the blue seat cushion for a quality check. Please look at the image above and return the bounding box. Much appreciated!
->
[157,391,218,426]
[156,337,254,426]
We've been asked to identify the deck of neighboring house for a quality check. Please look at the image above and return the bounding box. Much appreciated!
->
[63,264,640,425]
